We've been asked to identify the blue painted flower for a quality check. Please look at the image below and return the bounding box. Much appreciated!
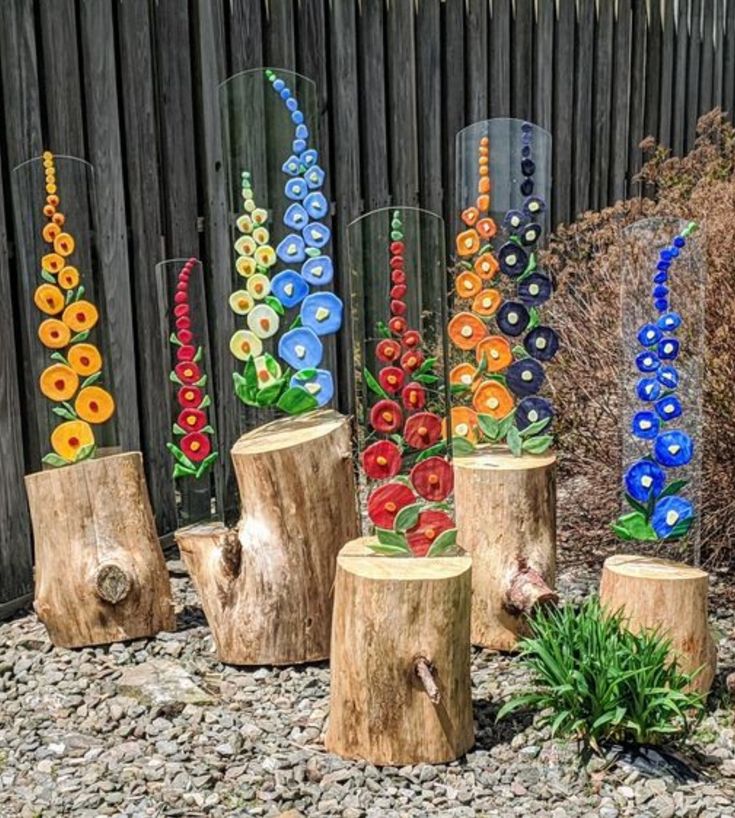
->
[515,397,553,431]
[625,459,665,502]
[295,123,309,140]
[304,165,325,189]
[636,377,661,402]
[285,96,298,112]
[290,368,334,407]
[635,351,660,373]
[506,359,545,397]
[519,223,542,246]
[281,155,301,176]
[278,327,323,370]
[658,337,679,360]
[272,78,285,92]
[304,191,329,220]
[276,234,306,264]
[517,273,552,306]
[300,292,343,336]
[302,222,331,249]
[654,430,693,467]
[271,270,309,309]
[523,195,546,218]
[655,395,682,422]
[653,271,668,284]
[301,255,334,286]
[637,323,661,347]
[631,411,659,440]
[300,148,318,167]
[654,298,668,312]
[651,495,693,539]
[653,285,669,299]
[291,110,304,125]
[284,203,309,230]
[658,311,682,331]
[657,366,678,389]
[498,243,528,277]
[284,178,307,201]
[503,210,525,231]
[523,326,559,361]
[292,138,307,155]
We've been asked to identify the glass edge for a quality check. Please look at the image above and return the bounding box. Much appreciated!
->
[347,205,445,231]
[455,117,553,143]
[218,66,316,92]
[12,154,95,174]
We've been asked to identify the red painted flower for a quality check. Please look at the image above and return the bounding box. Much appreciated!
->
[181,432,211,463]
[402,330,422,349]
[370,399,403,433]
[174,290,188,304]
[367,482,416,528]
[177,328,193,345]
[175,361,201,384]
[391,284,407,299]
[390,299,407,316]
[176,345,196,362]
[406,510,454,557]
[410,456,453,501]
[177,385,202,408]
[390,255,404,269]
[378,366,405,394]
[177,408,207,432]
[361,440,402,480]
[390,241,404,255]
[391,270,406,285]
[389,316,407,335]
[401,382,426,411]
[176,316,191,330]
[376,339,401,363]
[174,303,189,317]
[401,349,424,373]
[403,412,442,449]
[176,280,188,292]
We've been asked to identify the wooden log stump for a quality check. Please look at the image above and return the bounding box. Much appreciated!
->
[176,409,359,665]
[600,554,716,694]
[325,537,474,765]
[25,451,175,648]
[453,449,557,651]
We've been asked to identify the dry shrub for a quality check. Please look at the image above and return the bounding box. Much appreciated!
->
[546,110,735,565]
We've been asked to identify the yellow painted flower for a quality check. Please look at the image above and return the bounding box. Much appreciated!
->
[58,266,80,290]
[247,305,279,339]
[50,420,94,461]
[75,386,115,424]
[235,235,256,256]
[42,222,60,244]
[254,245,275,268]
[252,226,270,246]
[247,273,270,300]
[53,232,75,257]
[236,256,257,277]
[63,300,99,332]
[229,290,253,315]
[34,283,65,315]
[42,253,64,275]
[39,363,79,402]
[236,214,253,234]
[68,343,102,376]
[229,330,262,361]
[38,318,71,349]
[252,208,268,225]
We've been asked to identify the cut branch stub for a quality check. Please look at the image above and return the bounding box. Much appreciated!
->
[94,562,133,604]
[414,656,441,705]
[505,566,558,617]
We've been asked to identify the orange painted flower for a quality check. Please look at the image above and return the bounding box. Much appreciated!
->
[67,343,102,376]
[476,336,513,373]
[58,266,80,290]
[449,362,477,389]
[456,228,481,258]
[42,222,60,244]
[37,318,70,349]
[476,193,490,211]
[472,288,501,317]
[75,386,115,424]
[478,175,490,194]
[52,212,65,227]
[474,253,499,280]
[50,420,94,462]
[42,253,64,274]
[472,380,514,419]
[461,207,479,226]
[448,312,488,351]
[476,217,496,240]
[39,363,79,402]
[62,300,99,332]
[53,232,75,257]
[443,406,479,444]
[34,283,64,315]
[455,271,482,299]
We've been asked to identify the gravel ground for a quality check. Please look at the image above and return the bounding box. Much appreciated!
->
[1,550,734,818]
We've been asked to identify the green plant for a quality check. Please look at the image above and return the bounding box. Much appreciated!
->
[497,597,705,751]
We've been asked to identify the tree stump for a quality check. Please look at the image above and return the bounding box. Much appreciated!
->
[453,449,557,651]
[176,409,359,665]
[600,554,716,694]
[26,451,175,648]
[325,537,474,765]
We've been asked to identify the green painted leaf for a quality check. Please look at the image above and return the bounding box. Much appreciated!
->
[169,332,182,346]
[61,401,77,418]
[452,436,475,456]
[40,269,56,284]
[624,493,649,516]
[294,368,318,381]
[417,356,438,375]
[169,371,182,385]
[166,442,197,470]
[193,345,203,363]
[522,435,553,454]
[668,516,694,540]
[173,462,198,479]
[497,411,516,441]
[263,353,281,378]
[477,413,499,441]
[194,374,208,387]
[363,367,390,399]
[527,307,541,331]
[613,511,657,541]
[65,289,74,305]
[369,542,413,556]
[74,285,85,302]
[256,380,285,406]
[50,351,69,365]
[173,423,186,435]
[288,315,303,331]
[265,295,285,315]
[517,252,537,282]
[73,443,96,463]
[375,528,410,552]
[244,357,257,392]
[52,406,76,421]
[81,371,102,389]
[414,373,439,385]
[394,503,422,533]
[659,479,689,499]
[70,330,90,344]
[519,417,551,438]
[202,425,215,434]
[276,386,318,415]
[42,452,70,468]
[415,441,447,462]
[507,425,523,457]
[195,451,219,480]
[375,320,391,339]
[427,527,458,557]
[198,394,211,410]
[451,383,470,395]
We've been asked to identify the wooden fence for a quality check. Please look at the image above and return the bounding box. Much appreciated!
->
[0,0,733,614]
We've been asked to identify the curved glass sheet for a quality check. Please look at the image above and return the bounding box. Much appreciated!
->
[155,257,219,528]
[616,218,704,563]
[220,68,341,427]
[349,207,456,557]
[449,119,555,458]
[11,154,119,471]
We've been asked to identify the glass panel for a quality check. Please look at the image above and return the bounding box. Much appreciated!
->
[11,153,119,471]
[155,257,219,528]
[615,218,704,563]
[219,68,342,426]
[449,119,555,458]
[349,207,456,557]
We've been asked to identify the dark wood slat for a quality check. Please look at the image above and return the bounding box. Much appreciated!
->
[489,0,511,117]
[712,0,724,107]
[534,0,554,134]
[264,0,296,70]
[725,0,735,116]
[591,0,614,209]
[627,0,647,191]
[610,0,632,202]
[672,0,689,154]
[230,0,263,72]
[699,0,714,113]
[465,0,488,123]
[573,0,595,215]
[442,0,465,229]
[656,0,673,146]
[552,0,572,225]
[686,0,703,148]
[512,0,534,123]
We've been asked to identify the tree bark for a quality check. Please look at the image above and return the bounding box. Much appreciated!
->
[325,537,474,765]
[600,553,716,694]
[26,451,175,648]
[177,409,359,665]
[453,449,557,650]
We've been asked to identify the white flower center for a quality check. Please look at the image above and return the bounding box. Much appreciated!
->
[311,265,323,278]
[664,404,675,414]
[460,374,473,385]
[507,312,518,324]
[529,284,540,295]
[525,230,535,241]
[463,279,474,290]
[487,397,499,409]
[529,202,539,212]
[482,297,493,308]
[646,330,656,340]
[641,476,653,488]
[643,357,652,366]
[481,262,491,273]
[490,349,500,359]
[640,420,652,429]
[464,237,474,249]
[665,510,679,526]
[305,382,321,395]
[663,343,674,354]
[456,423,469,436]
[315,307,330,322]
[287,243,298,255]
[645,384,654,394]
[295,344,306,359]
[284,283,294,296]
[668,444,681,455]
[536,338,547,350]
[521,370,533,382]
[461,326,473,338]
[507,254,517,265]
[528,410,539,422]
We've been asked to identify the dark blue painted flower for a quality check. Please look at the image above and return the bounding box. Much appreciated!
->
[302,222,331,249]
[496,301,530,336]
[498,243,528,278]
[281,155,301,176]
[637,323,661,347]
[284,203,309,230]
[506,358,545,397]
[625,459,665,502]
[520,178,534,196]
[636,377,661,402]
[655,395,682,422]
[673,236,685,248]
[653,271,668,284]
[519,223,542,246]
[657,366,679,389]
[278,327,323,370]
[290,368,334,407]
[300,292,343,335]
[304,191,329,220]
[271,270,309,309]
[658,312,682,331]
[304,165,325,189]
[654,430,693,467]
[524,326,559,361]
[521,158,535,177]
[635,351,660,373]
[301,255,334,286]
[515,396,553,431]
[653,285,669,299]
[651,495,693,539]
[284,178,307,201]
[658,337,679,360]
[631,411,659,440]
[518,273,552,306]
[503,210,525,231]
[276,234,306,264]
[523,195,546,219]
[300,148,318,167]
[654,298,668,312]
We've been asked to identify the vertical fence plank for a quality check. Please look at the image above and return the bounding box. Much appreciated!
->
[574,0,595,215]
[673,0,689,154]
[512,0,534,123]
[700,0,714,114]
[687,0,703,147]
[416,0,443,217]
[535,0,554,135]
[264,0,296,69]
[489,0,511,117]
[712,0,724,107]
[553,0,572,225]
[230,0,263,72]
[656,0,673,146]
[465,0,488,123]
[628,0,647,191]
[610,0,632,202]
[725,0,735,116]
[442,0,465,229]
[591,0,614,209]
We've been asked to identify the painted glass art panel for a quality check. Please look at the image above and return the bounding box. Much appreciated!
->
[449,120,556,457]
[220,68,342,422]
[11,153,118,470]
[613,218,704,561]
[156,257,219,527]
[349,207,456,557]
